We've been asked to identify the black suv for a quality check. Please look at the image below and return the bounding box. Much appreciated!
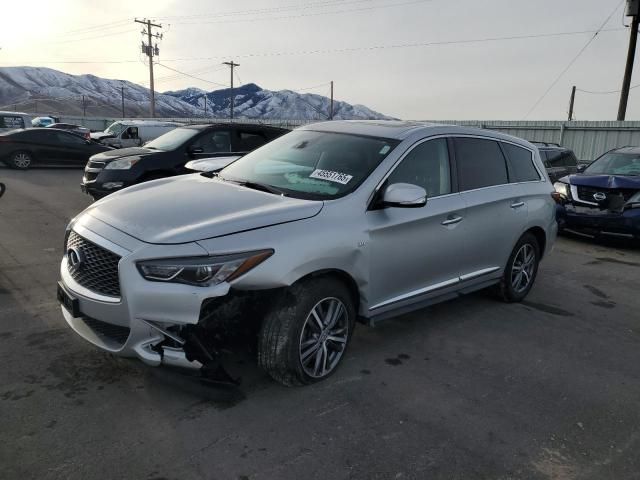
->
[531,142,580,182]
[82,123,289,199]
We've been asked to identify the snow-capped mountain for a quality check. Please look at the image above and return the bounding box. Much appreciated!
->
[165,83,394,120]
[0,66,392,120]
[0,66,201,117]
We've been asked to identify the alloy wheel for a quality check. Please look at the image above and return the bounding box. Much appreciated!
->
[511,243,536,293]
[13,153,31,169]
[299,297,349,378]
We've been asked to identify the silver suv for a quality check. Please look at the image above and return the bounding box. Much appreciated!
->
[57,121,557,386]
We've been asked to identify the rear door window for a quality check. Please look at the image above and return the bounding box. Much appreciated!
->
[502,143,540,182]
[191,130,232,153]
[55,131,86,145]
[454,137,509,191]
[234,130,268,152]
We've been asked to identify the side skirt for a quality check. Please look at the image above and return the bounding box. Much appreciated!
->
[365,278,500,326]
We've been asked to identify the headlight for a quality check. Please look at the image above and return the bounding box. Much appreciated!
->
[553,182,570,198]
[105,158,140,170]
[137,250,274,286]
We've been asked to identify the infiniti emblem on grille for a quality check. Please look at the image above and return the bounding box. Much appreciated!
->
[593,192,607,202]
[67,247,85,271]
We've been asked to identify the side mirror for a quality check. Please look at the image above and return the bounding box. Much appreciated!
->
[382,183,427,208]
[576,164,586,173]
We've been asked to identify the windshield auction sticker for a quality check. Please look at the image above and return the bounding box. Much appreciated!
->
[309,169,353,185]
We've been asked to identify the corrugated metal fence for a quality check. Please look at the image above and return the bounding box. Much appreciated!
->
[58,115,640,162]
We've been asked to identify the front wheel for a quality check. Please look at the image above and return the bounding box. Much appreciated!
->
[258,277,355,386]
[497,233,540,303]
[11,151,33,169]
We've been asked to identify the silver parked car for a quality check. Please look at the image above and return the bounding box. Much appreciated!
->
[57,121,557,386]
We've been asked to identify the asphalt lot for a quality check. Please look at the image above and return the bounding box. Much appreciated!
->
[1,167,639,480]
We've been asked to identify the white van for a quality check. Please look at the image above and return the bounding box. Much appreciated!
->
[91,120,181,148]
[0,111,32,132]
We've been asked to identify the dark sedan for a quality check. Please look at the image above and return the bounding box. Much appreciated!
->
[0,128,111,169]
[82,123,288,199]
[553,146,640,241]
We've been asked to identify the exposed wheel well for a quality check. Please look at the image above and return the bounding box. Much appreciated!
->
[526,226,547,258]
[301,269,361,313]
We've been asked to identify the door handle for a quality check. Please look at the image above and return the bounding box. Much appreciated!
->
[510,201,525,209]
[441,215,463,226]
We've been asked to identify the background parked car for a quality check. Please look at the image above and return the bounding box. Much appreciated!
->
[531,142,579,182]
[31,116,56,127]
[82,123,289,199]
[0,128,111,169]
[0,111,32,132]
[46,123,91,140]
[554,146,640,241]
[90,120,180,148]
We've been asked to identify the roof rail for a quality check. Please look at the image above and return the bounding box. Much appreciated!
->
[529,141,561,147]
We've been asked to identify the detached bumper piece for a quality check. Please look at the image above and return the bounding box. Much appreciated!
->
[144,321,240,386]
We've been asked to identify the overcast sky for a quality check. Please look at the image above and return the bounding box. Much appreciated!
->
[1,0,637,120]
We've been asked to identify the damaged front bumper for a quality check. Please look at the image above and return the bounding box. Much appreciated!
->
[58,221,239,378]
[556,202,640,239]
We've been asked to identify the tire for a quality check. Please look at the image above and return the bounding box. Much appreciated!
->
[258,277,356,386]
[10,151,33,170]
[496,233,540,303]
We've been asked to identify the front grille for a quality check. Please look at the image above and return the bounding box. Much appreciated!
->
[66,231,121,297]
[576,186,636,203]
[81,316,130,346]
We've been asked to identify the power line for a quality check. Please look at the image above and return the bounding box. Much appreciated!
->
[56,19,131,36]
[158,27,625,61]
[155,0,376,21]
[291,82,332,92]
[155,63,229,87]
[1,26,626,67]
[169,0,432,25]
[47,27,136,45]
[577,83,640,94]
[522,0,625,119]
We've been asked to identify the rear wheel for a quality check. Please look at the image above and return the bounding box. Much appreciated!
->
[497,233,540,303]
[11,151,32,169]
[258,277,355,386]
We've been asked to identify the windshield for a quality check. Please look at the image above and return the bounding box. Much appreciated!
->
[220,130,399,199]
[105,122,125,135]
[144,127,200,151]
[585,152,640,175]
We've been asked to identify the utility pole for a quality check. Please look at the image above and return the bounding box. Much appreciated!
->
[121,84,125,118]
[203,94,207,117]
[329,81,334,120]
[135,18,163,118]
[568,85,576,121]
[82,95,86,117]
[618,0,640,120]
[222,60,240,119]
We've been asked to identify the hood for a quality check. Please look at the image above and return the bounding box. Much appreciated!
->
[563,174,640,189]
[90,147,156,161]
[85,174,323,244]
[90,132,112,140]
